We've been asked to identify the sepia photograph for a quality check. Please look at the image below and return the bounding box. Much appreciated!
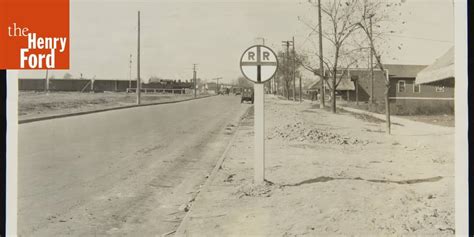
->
[10,0,466,235]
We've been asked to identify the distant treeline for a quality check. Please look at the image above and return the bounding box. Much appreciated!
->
[18,79,193,92]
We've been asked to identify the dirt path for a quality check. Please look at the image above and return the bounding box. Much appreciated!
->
[176,95,455,236]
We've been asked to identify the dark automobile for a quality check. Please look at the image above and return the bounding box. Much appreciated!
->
[241,88,254,104]
[234,88,242,95]
[218,87,230,95]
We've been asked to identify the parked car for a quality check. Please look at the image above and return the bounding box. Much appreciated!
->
[241,88,254,104]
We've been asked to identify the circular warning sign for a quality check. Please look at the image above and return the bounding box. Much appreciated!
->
[240,45,278,83]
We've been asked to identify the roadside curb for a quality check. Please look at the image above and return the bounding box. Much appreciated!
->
[172,106,252,237]
[18,95,215,124]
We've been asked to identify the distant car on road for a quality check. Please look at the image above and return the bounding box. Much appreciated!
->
[241,88,254,104]
[218,88,229,95]
[233,88,242,95]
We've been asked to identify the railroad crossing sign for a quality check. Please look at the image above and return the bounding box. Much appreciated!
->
[239,44,278,184]
[240,45,278,83]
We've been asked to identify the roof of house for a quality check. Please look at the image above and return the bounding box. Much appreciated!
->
[384,64,427,78]
[415,46,454,84]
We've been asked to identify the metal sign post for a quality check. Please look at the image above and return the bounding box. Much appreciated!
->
[240,45,278,184]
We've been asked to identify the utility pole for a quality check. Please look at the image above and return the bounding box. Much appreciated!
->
[299,75,302,103]
[318,0,325,109]
[369,14,374,105]
[213,77,222,94]
[282,40,292,100]
[137,11,141,105]
[273,70,277,94]
[193,64,197,98]
[129,54,132,89]
[292,36,296,102]
[256,37,270,93]
[45,69,49,92]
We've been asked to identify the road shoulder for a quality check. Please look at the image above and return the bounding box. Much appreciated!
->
[175,97,455,236]
[18,94,214,124]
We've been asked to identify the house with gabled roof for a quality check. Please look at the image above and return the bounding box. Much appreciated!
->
[307,72,355,101]
[386,47,454,114]
[304,61,453,114]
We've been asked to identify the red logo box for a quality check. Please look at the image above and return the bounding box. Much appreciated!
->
[0,0,69,69]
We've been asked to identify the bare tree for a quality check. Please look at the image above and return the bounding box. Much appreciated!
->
[354,0,406,134]
[275,51,291,100]
[299,0,362,113]
[236,76,253,88]
[275,50,303,100]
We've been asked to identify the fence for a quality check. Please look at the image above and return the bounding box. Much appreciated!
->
[19,79,192,92]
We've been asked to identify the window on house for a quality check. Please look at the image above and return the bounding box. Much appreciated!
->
[413,84,421,93]
[398,80,406,93]
[435,86,445,92]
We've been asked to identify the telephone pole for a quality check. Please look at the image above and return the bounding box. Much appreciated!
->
[129,54,132,89]
[256,37,268,92]
[193,64,197,98]
[292,36,296,102]
[136,11,141,105]
[318,0,325,108]
[282,40,292,100]
[213,77,222,93]
[45,69,49,92]
[369,14,374,104]
[299,75,302,103]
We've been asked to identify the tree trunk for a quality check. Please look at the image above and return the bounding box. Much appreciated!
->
[331,87,336,112]
[385,86,391,134]
[331,73,336,113]
[331,47,339,113]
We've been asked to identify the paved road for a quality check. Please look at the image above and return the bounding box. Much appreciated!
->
[18,95,250,236]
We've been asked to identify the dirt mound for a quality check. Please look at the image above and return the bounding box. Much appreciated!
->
[234,181,279,198]
[268,122,369,145]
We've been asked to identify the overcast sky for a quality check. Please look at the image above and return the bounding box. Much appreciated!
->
[19,0,454,83]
